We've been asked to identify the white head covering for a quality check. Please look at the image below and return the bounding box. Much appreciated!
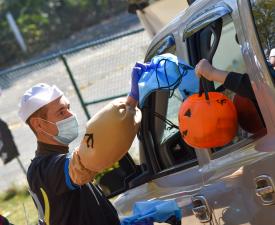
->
[270,48,275,58]
[18,83,63,122]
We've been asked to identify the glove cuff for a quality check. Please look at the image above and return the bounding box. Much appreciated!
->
[128,91,139,102]
[69,148,97,185]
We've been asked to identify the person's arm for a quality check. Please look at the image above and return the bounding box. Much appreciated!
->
[223,72,256,100]
[195,59,256,100]
[69,149,97,186]
[40,152,97,193]
[40,154,82,194]
[195,59,228,83]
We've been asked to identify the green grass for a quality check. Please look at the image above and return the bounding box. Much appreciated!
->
[0,185,38,225]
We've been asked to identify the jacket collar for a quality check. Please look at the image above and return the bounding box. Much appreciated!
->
[36,141,69,156]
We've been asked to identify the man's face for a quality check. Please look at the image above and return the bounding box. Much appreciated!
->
[270,56,275,67]
[47,96,72,123]
[33,96,73,137]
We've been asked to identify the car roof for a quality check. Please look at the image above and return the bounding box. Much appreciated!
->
[145,0,232,57]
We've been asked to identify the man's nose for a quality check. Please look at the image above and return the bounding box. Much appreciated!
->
[65,109,74,118]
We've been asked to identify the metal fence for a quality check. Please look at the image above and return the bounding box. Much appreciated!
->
[0,28,151,191]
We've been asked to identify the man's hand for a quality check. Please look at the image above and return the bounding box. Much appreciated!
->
[195,59,215,81]
[195,59,228,84]
[127,62,151,107]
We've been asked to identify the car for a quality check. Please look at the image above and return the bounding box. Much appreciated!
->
[96,0,275,224]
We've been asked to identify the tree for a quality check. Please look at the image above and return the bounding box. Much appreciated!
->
[251,0,275,56]
[0,0,127,67]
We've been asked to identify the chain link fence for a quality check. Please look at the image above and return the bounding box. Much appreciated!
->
[0,28,151,191]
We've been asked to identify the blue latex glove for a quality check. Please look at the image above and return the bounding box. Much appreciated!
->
[121,199,182,225]
[129,62,151,101]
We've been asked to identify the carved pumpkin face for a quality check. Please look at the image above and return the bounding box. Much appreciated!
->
[178,92,238,148]
[233,94,264,133]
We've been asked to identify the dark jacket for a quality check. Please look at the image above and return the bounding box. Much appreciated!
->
[27,142,120,225]
[223,72,256,101]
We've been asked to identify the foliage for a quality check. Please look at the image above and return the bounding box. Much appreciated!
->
[0,184,29,201]
[251,0,275,56]
[0,0,128,67]
[0,185,37,225]
[94,162,120,183]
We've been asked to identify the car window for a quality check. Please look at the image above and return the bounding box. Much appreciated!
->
[209,20,252,154]
[163,89,182,142]
[148,35,198,170]
[161,21,247,143]
[249,0,275,84]
[207,19,266,157]
[147,35,179,141]
[151,39,184,143]
[161,18,266,162]
[128,138,140,165]
[127,36,177,167]
[162,20,247,143]
[212,22,246,74]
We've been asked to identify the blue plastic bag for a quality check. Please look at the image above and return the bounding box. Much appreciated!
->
[120,200,182,225]
[138,53,199,108]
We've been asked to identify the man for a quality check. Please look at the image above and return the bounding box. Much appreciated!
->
[19,63,148,225]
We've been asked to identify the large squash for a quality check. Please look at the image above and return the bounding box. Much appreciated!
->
[178,92,238,148]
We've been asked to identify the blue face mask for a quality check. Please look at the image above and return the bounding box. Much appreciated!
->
[138,53,199,108]
[42,115,79,145]
[53,115,79,145]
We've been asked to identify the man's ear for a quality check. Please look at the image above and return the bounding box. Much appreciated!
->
[29,117,44,134]
[31,117,58,136]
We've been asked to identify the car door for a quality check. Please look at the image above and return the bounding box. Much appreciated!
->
[185,0,275,224]
[113,31,205,224]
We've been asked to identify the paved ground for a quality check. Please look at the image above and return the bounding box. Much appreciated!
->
[0,12,151,191]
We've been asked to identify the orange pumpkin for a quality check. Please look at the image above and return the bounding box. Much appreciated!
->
[233,94,264,133]
[178,92,238,148]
